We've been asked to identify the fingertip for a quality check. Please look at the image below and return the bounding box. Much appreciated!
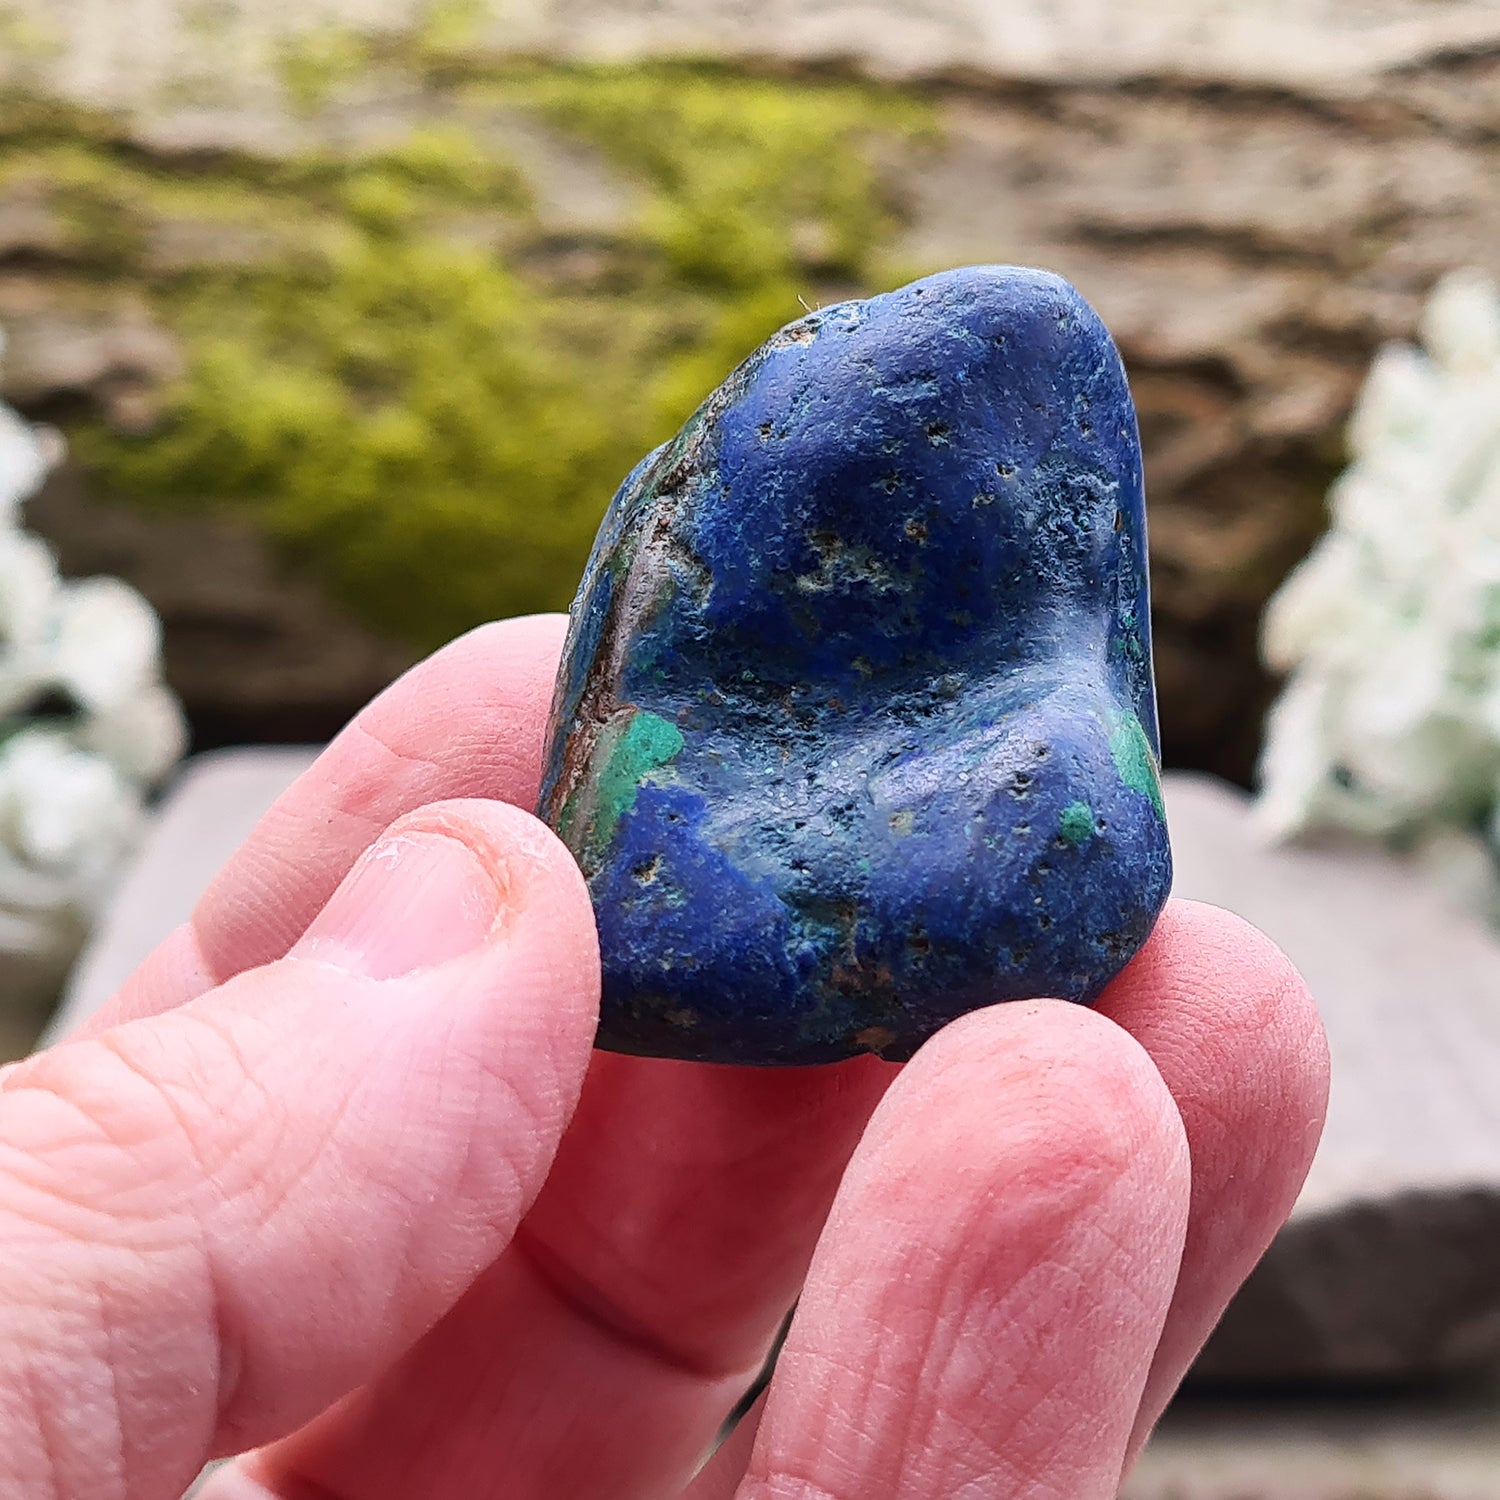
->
[746,998,1192,1500]
[378,612,570,685]
[413,799,603,1062]
[1115,897,1311,1011]
[903,997,1187,1155]
[284,798,599,1000]
[196,1463,274,1500]
[368,796,595,942]
[1102,898,1330,1126]
[455,611,571,652]
[292,798,602,1124]
[188,614,574,984]
[359,614,570,763]
[849,998,1190,1252]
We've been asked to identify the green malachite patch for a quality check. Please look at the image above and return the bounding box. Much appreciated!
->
[1108,713,1166,821]
[565,708,685,859]
[536,265,1175,1065]
[1058,800,1095,845]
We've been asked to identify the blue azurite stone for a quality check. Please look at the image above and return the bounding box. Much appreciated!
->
[538,265,1171,1066]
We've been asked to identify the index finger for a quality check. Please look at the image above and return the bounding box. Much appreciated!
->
[84,613,570,1033]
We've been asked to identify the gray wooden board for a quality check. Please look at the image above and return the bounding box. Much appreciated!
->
[1170,774,1500,1384]
[1126,1381,1500,1500]
[45,744,320,1044]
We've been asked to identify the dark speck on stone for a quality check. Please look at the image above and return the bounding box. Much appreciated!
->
[538,265,1172,1066]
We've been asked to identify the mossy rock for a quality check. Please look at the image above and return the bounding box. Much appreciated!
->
[11,6,1494,784]
[2,54,935,653]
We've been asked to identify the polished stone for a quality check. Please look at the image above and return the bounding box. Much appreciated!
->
[540,265,1171,1065]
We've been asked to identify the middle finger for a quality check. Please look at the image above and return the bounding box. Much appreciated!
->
[737,1000,1190,1500]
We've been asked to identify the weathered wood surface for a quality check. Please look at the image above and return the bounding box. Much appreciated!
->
[27,469,418,752]
[1126,1382,1500,1500]
[16,0,1500,96]
[1170,773,1500,1384]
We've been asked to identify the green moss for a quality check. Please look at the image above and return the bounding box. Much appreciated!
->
[503,63,923,289]
[0,5,64,68]
[275,24,373,114]
[409,0,490,68]
[21,58,935,651]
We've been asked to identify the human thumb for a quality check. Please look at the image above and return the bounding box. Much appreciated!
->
[0,799,599,1500]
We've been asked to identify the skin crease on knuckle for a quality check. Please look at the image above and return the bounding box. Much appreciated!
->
[0,843,598,1494]
[0,1011,288,1243]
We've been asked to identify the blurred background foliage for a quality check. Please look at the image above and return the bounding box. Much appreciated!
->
[10,29,931,650]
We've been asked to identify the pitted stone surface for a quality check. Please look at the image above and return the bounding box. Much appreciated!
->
[540,265,1170,1065]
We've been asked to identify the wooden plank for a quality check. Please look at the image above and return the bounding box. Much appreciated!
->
[1128,1383,1500,1500]
[1167,772,1500,1383]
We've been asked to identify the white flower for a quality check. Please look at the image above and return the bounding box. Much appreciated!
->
[0,333,186,978]
[0,404,48,531]
[1423,267,1500,376]
[46,575,165,715]
[1254,669,1340,840]
[0,328,58,530]
[0,532,59,719]
[1257,268,1500,909]
[0,730,140,867]
[0,529,59,650]
[1262,532,1364,674]
[79,682,189,784]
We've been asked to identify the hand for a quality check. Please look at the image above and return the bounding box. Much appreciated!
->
[0,615,1328,1500]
